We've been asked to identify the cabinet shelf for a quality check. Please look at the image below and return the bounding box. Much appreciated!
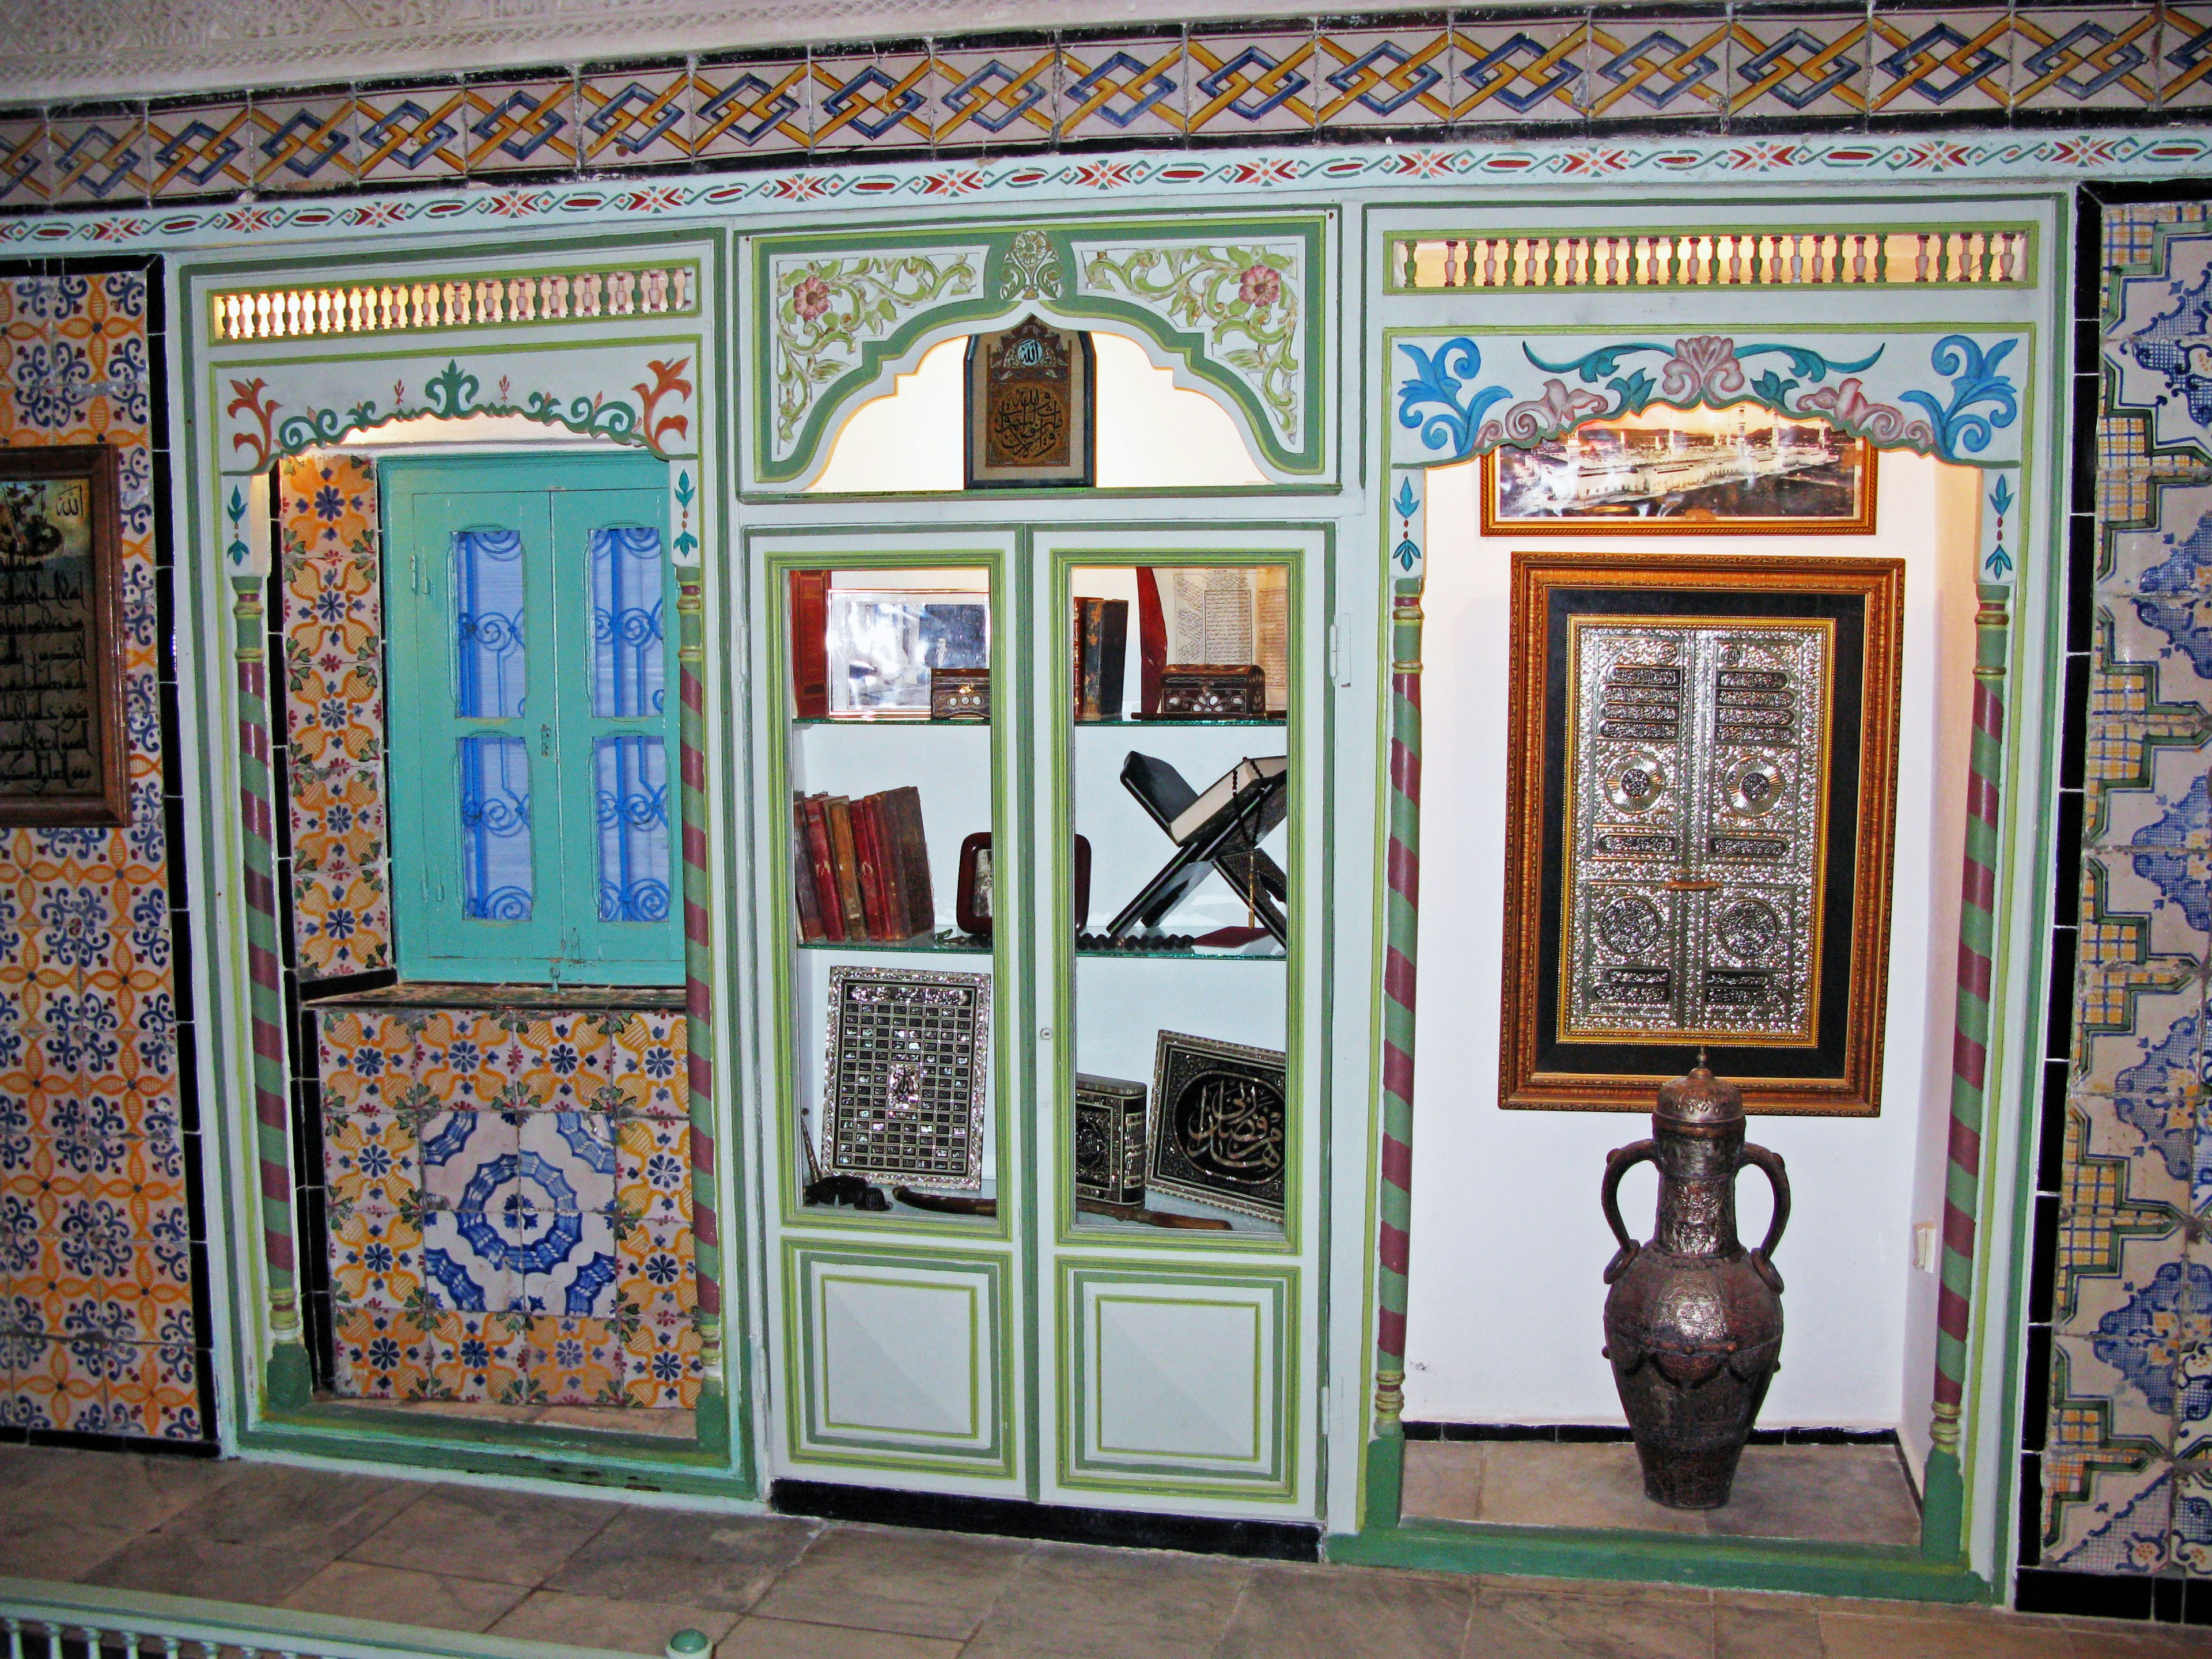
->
[1075,942,1285,961]
[792,717,990,729]
[797,931,990,956]
[1072,717,1285,729]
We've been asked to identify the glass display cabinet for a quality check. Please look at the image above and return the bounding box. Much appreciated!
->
[750,524,1328,1518]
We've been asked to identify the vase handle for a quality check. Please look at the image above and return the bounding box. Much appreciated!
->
[1600,1139,1657,1285]
[1741,1142,1791,1293]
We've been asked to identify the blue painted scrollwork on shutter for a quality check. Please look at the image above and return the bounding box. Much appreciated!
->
[457,733,533,920]
[589,525,665,718]
[453,527,527,718]
[594,734,670,922]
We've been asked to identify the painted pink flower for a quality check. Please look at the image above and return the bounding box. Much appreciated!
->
[1238,264,1282,309]
[792,276,831,322]
[1657,335,1746,406]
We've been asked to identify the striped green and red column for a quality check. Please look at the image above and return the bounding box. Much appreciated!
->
[1924,582,2010,1550]
[233,578,308,1402]
[1375,574,1425,1431]
[677,576,726,1445]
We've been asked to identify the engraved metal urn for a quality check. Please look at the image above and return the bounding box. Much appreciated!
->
[1600,1063,1790,1509]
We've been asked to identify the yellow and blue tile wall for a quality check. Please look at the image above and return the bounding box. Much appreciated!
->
[0,266,209,1443]
[2031,195,2212,1606]
[276,457,701,1412]
[2,7,2209,212]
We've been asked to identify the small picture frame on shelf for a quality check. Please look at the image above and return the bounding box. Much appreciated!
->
[821,965,990,1192]
[956,831,1090,938]
[1147,1031,1287,1223]
[824,589,990,719]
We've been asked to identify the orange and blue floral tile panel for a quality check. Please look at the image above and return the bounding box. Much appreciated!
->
[320,1006,699,1410]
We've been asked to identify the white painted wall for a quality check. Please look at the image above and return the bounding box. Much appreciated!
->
[1402,448,1981,1430]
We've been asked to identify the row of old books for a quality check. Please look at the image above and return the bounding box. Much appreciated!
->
[794,787,935,943]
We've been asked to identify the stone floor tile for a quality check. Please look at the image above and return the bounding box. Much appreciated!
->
[545,1506,817,1613]
[1702,1446,1920,1546]
[1716,1603,1827,1658]
[1472,1443,1707,1535]
[1468,1584,1715,1659]
[961,1541,1250,1659]
[720,1616,965,1659]
[490,1588,741,1657]
[1817,1610,2078,1659]
[0,1512,136,1579]
[1218,1559,1472,1659]
[749,1523,1032,1641]
[538,1405,696,1437]
[156,1461,422,1555]
[0,1446,241,1529]
[2067,1624,2212,1654]
[346,1482,621,1585]
[83,1531,331,1605]
[279,1559,531,1632]
[1402,1439,1484,1522]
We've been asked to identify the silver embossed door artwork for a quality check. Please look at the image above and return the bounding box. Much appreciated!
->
[1563,618,1834,1046]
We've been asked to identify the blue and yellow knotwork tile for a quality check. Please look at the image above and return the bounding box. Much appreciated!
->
[0,117,49,210]
[1445,18,1586,123]
[578,67,692,170]
[2044,1447,2173,1573]
[2158,4,2212,113]
[929,45,1057,147]
[690,55,810,160]
[1309,26,1452,130]
[353,81,469,185]
[808,51,934,152]
[1184,29,1319,137]
[2008,8,2159,113]
[145,99,252,201]
[463,75,578,177]
[248,92,356,192]
[1055,37,1189,142]
[47,109,143,209]
[1724,7,1872,123]
[1584,13,1730,122]
[1868,7,2013,118]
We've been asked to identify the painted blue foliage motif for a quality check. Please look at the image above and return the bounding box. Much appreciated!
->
[2135,512,2212,679]
[2126,260,2212,428]
[1897,335,2019,457]
[2094,1259,2212,1418]
[457,733,532,922]
[1392,475,1421,571]
[2112,1010,2202,1186]
[1984,473,2017,579]
[2130,775,2212,935]
[594,735,671,923]
[589,525,665,718]
[1396,338,1511,460]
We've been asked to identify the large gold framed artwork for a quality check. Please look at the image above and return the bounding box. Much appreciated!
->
[1500,552,1904,1115]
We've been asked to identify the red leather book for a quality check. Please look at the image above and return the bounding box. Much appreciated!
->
[824,796,868,941]
[789,570,830,719]
[800,794,845,943]
[884,785,935,937]
[793,796,825,941]
[852,794,890,941]
[870,793,915,940]
[1135,566,1165,717]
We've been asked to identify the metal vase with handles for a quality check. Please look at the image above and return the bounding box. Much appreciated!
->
[1600,1063,1790,1509]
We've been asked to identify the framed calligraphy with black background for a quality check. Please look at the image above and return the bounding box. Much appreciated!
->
[0,445,125,827]
[1500,552,1903,1115]
[964,315,1094,489]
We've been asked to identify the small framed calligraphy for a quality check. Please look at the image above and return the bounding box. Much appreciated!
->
[1500,552,1904,1116]
[1147,1030,1287,1222]
[964,315,1094,489]
[0,445,126,827]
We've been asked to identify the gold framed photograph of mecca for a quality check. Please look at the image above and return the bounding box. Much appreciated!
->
[1499,552,1904,1115]
[1482,405,1877,535]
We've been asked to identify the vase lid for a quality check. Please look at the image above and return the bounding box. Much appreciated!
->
[1656,1056,1743,1126]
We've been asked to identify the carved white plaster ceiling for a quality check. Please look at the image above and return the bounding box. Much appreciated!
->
[0,0,1380,102]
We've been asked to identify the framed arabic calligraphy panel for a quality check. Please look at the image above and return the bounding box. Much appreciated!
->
[1500,552,1903,1115]
[1147,1031,1287,1221]
[0,445,126,827]
[965,315,1095,489]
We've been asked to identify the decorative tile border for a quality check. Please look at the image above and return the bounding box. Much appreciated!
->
[3,9,2212,219]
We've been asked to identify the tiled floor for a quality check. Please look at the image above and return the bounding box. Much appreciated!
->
[1402,1440,1922,1546]
[0,1444,2199,1657]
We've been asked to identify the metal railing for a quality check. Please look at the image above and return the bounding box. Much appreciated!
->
[0,1580,707,1659]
